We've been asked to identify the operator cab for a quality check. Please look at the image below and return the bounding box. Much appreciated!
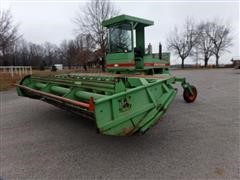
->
[102,14,170,74]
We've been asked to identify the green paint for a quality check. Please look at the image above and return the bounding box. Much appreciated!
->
[16,14,197,136]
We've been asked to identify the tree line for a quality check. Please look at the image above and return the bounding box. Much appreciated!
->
[0,34,99,69]
[0,0,233,69]
[167,18,232,68]
[0,0,118,70]
[0,33,99,69]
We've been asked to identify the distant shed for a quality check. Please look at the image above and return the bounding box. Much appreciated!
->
[231,58,240,69]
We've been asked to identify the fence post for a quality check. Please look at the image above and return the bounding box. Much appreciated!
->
[11,66,14,78]
[0,66,32,77]
[19,66,22,76]
[14,66,17,74]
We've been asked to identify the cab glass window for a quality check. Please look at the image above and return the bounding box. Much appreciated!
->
[109,23,132,53]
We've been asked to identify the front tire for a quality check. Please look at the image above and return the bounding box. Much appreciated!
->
[183,85,197,103]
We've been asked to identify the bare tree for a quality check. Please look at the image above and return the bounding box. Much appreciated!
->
[43,42,58,66]
[74,34,95,67]
[17,39,31,66]
[204,20,232,67]
[66,40,78,69]
[196,22,215,67]
[59,40,69,66]
[74,0,119,70]
[0,9,21,65]
[167,18,198,68]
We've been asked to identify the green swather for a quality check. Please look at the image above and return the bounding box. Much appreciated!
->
[16,15,197,136]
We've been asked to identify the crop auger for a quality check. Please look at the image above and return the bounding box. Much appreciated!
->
[16,15,197,136]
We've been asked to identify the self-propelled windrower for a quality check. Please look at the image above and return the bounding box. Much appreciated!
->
[16,15,197,136]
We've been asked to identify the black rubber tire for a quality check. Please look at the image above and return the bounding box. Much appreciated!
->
[183,85,197,103]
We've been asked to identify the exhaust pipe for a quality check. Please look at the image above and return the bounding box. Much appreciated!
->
[159,42,162,60]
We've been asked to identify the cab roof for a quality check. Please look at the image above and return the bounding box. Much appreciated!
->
[102,14,154,28]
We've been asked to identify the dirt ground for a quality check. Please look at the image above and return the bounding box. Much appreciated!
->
[0,68,239,179]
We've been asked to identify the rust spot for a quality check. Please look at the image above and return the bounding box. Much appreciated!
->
[88,97,95,112]
[122,127,134,136]
[215,167,224,176]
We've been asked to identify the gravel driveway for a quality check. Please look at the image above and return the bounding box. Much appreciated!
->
[0,68,239,179]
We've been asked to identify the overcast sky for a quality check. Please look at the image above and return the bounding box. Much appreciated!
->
[1,0,239,64]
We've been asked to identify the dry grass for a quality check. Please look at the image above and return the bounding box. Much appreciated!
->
[0,70,66,91]
[0,73,22,91]
[0,68,102,91]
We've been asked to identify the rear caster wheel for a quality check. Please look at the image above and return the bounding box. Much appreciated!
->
[183,85,197,103]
